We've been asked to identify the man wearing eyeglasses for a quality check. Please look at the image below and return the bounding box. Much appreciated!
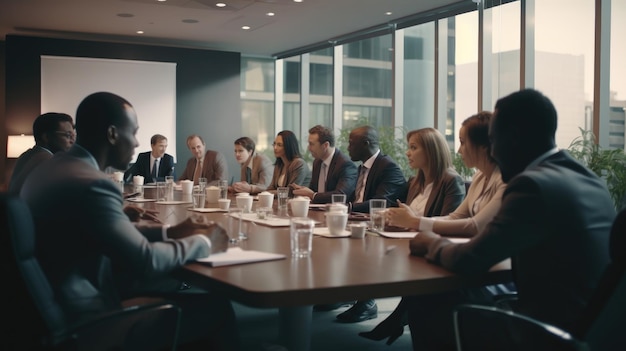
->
[9,112,75,194]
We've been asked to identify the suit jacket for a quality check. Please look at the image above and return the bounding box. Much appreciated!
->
[240,151,273,194]
[8,145,53,194]
[267,157,312,191]
[425,150,615,331]
[351,153,407,213]
[308,149,358,204]
[400,168,465,217]
[179,150,229,184]
[123,151,175,183]
[20,144,211,323]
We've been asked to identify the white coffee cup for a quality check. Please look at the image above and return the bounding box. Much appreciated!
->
[181,180,194,194]
[236,195,253,213]
[349,223,367,238]
[290,196,310,217]
[206,186,220,203]
[258,191,274,208]
[133,175,144,185]
[326,212,348,236]
[218,198,231,210]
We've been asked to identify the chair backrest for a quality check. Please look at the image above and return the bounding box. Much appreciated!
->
[1,192,70,349]
[454,304,588,351]
[579,208,626,350]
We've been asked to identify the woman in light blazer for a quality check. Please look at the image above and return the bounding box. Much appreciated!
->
[267,130,311,193]
[230,136,273,194]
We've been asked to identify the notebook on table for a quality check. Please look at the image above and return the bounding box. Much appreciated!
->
[196,247,286,267]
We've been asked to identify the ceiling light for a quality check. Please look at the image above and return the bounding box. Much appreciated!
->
[385,12,392,16]
[242,26,251,30]
[216,2,226,7]
[266,12,275,16]
[157,0,167,2]
[137,30,144,34]
[293,0,303,3]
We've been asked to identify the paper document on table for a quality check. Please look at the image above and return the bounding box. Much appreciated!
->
[372,230,419,239]
[196,247,286,267]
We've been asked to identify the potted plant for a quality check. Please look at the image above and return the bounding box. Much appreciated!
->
[567,128,626,210]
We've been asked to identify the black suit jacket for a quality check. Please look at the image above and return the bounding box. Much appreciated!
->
[351,153,407,213]
[124,151,175,183]
[309,149,358,204]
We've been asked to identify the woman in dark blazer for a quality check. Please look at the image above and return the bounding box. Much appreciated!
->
[267,130,311,192]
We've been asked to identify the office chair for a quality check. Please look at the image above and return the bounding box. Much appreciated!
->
[0,193,182,351]
[454,208,626,351]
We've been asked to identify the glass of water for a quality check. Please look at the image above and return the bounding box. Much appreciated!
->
[277,187,290,212]
[198,177,208,192]
[369,199,387,232]
[218,179,229,199]
[290,217,315,258]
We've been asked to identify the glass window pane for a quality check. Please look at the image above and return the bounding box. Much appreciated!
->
[610,1,626,150]
[342,35,393,129]
[283,56,301,135]
[309,48,334,129]
[241,57,275,157]
[534,0,594,148]
[488,1,520,108]
[402,22,435,132]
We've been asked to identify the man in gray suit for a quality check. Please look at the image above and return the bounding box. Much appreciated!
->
[292,124,357,203]
[9,112,75,194]
[407,89,615,350]
[21,92,239,350]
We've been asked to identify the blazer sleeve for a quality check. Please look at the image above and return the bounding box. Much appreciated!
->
[433,171,466,216]
[312,158,358,204]
[161,154,176,181]
[178,158,194,181]
[211,151,229,182]
[286,158,311,187]
[123,153,146,183]
[351,156,406,213]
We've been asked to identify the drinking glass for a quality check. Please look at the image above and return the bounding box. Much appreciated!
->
[290,217,315,258]
[192,189,206,209]
[165,176,174,201]
[369,199,387,232]
[218,179,229,199]
[198,177,208,192]
[156,182,167,201]
[277,187,290,211]
[228,207,245,243]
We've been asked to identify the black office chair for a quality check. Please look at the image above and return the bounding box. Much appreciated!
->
[0,193,182,351]
[453,304,588,351]
[454,208,626,351]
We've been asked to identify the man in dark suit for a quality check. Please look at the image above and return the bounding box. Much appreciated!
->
[292,125,357,203]
[21,92,239,349]
[329,125,406,323]
[9,112,75,194]
[407,89,615,350]
[123,134,175,183]
[179,134,229,185]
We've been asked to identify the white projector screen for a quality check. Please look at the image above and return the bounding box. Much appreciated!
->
[41,55,177,164]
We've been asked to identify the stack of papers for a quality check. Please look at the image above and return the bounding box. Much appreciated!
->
[196,247,286,267]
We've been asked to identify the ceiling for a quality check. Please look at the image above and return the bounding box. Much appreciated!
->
[0,0,463,57]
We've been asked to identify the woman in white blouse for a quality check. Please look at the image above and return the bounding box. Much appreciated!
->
[360,111,509,346]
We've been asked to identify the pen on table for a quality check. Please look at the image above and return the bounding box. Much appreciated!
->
[385,245,397,255]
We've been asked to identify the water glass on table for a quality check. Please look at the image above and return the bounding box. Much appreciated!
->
[192,189,206,209]
[218,179,229,199]
[331,193,347,204]
[198,177,207,192]
[369,199,387,232]
[228,207,245,243]
[277,187,290,211]
[290,217,315,258]
[165,176,174,201]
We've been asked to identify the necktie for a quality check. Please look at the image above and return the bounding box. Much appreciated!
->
[151,158,158,182]
[193,159,202,185]
[318,163,327,193]
[355,165,368,203]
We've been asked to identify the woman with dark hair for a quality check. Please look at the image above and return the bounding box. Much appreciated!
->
[359,111,511,347]
[267,130,311,191]
[230,136,273,194]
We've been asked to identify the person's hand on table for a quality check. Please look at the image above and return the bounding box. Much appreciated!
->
[232,181,253,193]
[386,205,419,229]
[409,230,440,256]
[167,217,229,254]
[291,184,315,199]
[123,205,161,223]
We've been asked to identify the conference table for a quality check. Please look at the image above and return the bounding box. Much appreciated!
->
[129,187,512,351]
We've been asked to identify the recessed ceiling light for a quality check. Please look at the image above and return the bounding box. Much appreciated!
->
[137,30,144,34]
[157,0,166,2]
[117,13,134,18]
[216,2,226,7]
[385,12,392,16]
[266,12,275,16]
[182,19,199,23]
[293,0,303,3]
[242,25,251,30]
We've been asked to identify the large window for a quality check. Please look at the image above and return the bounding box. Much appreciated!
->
[309,48,334,129]
[610,0,626,150]
[241,57,275,154]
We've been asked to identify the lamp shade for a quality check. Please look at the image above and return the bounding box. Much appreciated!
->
[7,135,34,158]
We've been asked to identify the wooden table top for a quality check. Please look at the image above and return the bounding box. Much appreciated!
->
[130,189,512,308]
